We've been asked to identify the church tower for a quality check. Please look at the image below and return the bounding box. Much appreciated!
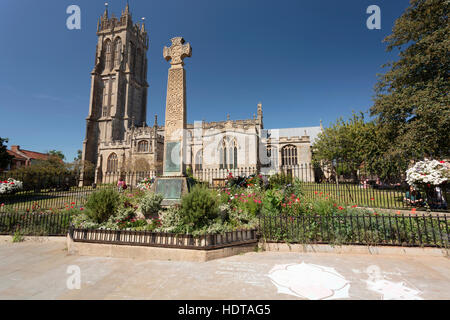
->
[81,4,149,181]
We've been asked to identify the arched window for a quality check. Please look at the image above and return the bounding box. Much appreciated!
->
[129,42,136,71]
[195,150,203,170]
[107,153,118,172]
[218,137,238,169]
[137,140,149,152]
[114,38,122,68]
[104,40,113,70]
[136,48,142,79]
[282,145,298,166]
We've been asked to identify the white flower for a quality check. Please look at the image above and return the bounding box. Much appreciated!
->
[0,178,23,195]
[406,160,449,186]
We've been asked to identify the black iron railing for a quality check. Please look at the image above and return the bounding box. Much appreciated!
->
[259,213,449,248]
[0,212,73,236]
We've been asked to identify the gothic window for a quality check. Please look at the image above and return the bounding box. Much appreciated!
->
[266,145,272,166]
[102,80,109,117]
[218,137,238,170]
[137,140,149,152]
[110,78,116,109]
[195,150,203,170]
[136,48,142,80]
[107,153,118,172]
[129,43,136,71]
[114,38,122,68]
[104,40,113,70]
[282,145,298,166]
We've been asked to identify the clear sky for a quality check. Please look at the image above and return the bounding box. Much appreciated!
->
[0,0,410,161]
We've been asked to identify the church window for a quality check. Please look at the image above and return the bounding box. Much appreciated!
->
[104,40,113,70]
[114,38,122,68]
[136,48,142,80]
[195,150,203,170]
[107,153,118,172]
[282,145,298,166]
[218,137,238,170]
[137,141,149,152]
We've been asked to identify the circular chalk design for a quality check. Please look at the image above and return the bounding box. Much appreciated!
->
[267,262,350,300]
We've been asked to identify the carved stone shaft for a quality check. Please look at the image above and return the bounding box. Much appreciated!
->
[162,37,191,176]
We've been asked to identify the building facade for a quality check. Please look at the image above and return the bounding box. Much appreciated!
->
[81,6,321,186]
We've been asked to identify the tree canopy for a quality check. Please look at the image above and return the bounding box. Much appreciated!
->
[371,0,449,159]
[0,137,13,170]
[313,0,449,179]
[48,150,65,161]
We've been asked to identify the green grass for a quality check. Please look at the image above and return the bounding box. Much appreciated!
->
[0,185,115,213]
[299,182,435,211]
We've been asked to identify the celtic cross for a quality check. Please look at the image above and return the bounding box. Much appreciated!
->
[163,37,192,68]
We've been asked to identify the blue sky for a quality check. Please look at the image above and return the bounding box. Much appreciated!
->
[0,0,409,161]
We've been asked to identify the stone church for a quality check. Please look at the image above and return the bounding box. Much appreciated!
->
[80,5,321,186]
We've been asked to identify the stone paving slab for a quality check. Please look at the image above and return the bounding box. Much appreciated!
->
[0,241,449,300]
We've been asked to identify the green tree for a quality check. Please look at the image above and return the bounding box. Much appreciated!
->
[48,150,65,161]
[74,149,82,162]
[312,112,377,165]
[0,137,13,170]
[371,0,450,160]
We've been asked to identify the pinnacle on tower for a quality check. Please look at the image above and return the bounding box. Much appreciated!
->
[103,2,109,19]
[141,17,146,32]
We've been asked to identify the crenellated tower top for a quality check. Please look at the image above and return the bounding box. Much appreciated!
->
[96,3,149,49]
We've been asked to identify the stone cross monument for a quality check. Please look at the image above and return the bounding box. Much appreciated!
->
[162,37,192,176]
[153,37,192,206]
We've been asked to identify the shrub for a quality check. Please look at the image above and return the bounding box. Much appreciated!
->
[158,206,184,233]
[284,179,303,199]
[139,192,163,217]
[12,230,24,242]
[181,185,219,227]
[84,188,120,223]
[269,173,293,189]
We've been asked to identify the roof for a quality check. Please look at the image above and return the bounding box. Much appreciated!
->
[7,150,27,161]
[265,126,322,144]
[19,150,50,161]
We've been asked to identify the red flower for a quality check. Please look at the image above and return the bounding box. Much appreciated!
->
[370,197,375,201]
[71,202,75,205]
[351,205,357,208]
[333,203,337,207]
[80,208,84,211]
[338,206,344,210]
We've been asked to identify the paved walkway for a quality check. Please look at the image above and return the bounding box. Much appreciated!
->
[0,240,448,300]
